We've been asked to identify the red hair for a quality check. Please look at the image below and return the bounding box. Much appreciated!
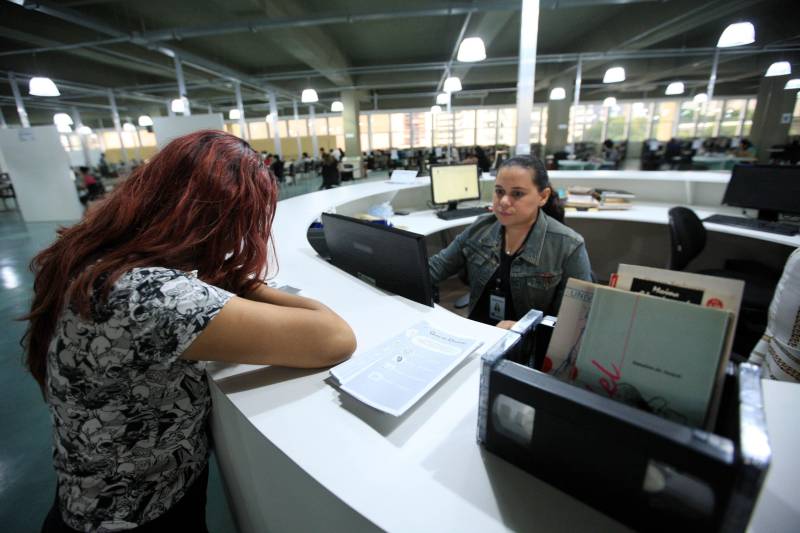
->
[23,130,279,388]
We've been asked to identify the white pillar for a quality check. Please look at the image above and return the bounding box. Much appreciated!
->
[234,81,247,141]
[309,105,318,157]
[292,100,302,159]
[268,91,282,158]
[107,90,129,164]
[166,99,175,117]
[0,106,7,128]
[174,55,191,115]
[70,106,91,167]
[8,73,30,128]
[514,0,540,156]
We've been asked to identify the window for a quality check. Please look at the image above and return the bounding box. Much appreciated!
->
[742,98,757,137]
[571,104,604,143]
[697,99,722,137]
[496,108,516,146]
[677,102,697,138]
[277,120,289,139]
[652,101,679,141]
[249,121,268,140]
[790,97,800,136]
[476,109,497,146]
[102,131,120,149]
[359,115,370,151]
[314,117,328,137]
[390,113,411,148]
[432,111,453,146]
[530,106,547,144]
[606,103,629,141]
[411,112,431,148]
[455,109,476,147]
[628,102,652,142]
[139,131,156,147]
[369,114,390,150]
[287,118,307,137]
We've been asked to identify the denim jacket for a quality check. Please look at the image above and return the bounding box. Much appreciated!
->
[429,211,592,317]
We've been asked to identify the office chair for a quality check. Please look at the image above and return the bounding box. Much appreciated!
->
[667,206,780,354]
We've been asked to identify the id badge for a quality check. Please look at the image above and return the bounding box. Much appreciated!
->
[489,293,506,321]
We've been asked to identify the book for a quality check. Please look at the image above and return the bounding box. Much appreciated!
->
[330,321,483,416]
[544,278,597,380]
[573,286,731,428]
[609,264,743,428]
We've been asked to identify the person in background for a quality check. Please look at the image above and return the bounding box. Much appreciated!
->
[735,138,756,158]
[332,147,342,161]
[601,139,620,168]
[320,152,341,190]
[270,154,285,183]
[26,130,356,532]
[98,153,110,178]
[750,248,800,382]
[475,146,491,173]
[78,165,104,205]
[429,155,592,328]
[664,137,682,169]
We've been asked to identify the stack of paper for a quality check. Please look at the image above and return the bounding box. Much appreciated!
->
[330,321,483,416]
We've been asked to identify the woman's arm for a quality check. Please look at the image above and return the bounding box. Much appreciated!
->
[428,229,469,284]
[181,285,356,368]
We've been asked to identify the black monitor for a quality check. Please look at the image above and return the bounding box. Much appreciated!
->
[723,164,800,221]
[430,163,480,212]
[321,213,433,307]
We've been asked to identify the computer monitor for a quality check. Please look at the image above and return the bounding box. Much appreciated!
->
[321,213,433,307]
[430,164,480,212]
[722,164,800,221]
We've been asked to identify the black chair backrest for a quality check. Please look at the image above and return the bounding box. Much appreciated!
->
[668,206,706,271]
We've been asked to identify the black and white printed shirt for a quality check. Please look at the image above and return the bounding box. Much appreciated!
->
[46,267,233,531]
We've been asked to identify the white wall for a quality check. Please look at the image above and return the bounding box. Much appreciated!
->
[152,114,225,148]
[0,125,83,222]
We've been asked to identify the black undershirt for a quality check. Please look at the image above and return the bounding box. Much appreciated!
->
[468,224,534,325]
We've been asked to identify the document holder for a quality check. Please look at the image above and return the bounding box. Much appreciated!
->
[477,310,771,532]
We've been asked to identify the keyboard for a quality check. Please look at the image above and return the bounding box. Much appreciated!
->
[436,206,491,220]
[703,214,799,236]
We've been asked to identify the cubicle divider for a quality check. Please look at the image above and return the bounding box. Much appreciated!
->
[0,125,83,222]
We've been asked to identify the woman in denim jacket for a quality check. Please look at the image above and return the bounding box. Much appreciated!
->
[429,155,592,328]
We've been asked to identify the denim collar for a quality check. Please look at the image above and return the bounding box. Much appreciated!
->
[478,211,550,266]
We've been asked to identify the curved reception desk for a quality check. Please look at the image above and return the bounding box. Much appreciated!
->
[208,171,798,532]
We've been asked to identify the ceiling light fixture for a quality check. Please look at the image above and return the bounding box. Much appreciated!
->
[693,92,708,104]
[76,125,92,135]
[301,88,319,103]
[56,124,72,134]
[138,115,153,127]
[122,122,136,132]
[549,87,566,100]
[331,101,344,112]
[717,22,755,48]
[665,82,685,95]
[229,108,242,120]
[53,112,73,126]
[266,112,276,122]
[171,97,188,113]
[430,105,442,114]
[457,37,486,62]
[785,78,800,90]
[436,93,450,105]
[443,77,463,93]
[602,96,617,107]
[602,67,625,83]
[765,61,791,77]
[29,76,60,97]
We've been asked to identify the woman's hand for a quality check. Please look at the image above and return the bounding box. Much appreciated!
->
[496,320,516,330]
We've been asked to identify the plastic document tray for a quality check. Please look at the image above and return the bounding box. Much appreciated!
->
[477,310,771,532]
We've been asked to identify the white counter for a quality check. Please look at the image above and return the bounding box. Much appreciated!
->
[208,172,797,532]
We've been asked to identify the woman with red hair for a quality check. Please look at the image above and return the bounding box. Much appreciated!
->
[24,130,356,532]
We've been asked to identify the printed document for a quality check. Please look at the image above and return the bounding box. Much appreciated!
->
[330,321,483,416]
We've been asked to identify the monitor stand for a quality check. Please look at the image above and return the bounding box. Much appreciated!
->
[758,209,779,222]
[445,200,459,213]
